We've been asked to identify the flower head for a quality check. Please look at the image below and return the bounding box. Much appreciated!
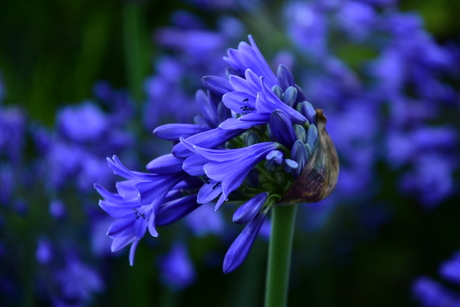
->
[95,35,339,272]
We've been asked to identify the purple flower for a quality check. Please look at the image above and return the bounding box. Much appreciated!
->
[440,253,460,284]
[285,2,328,58]
[185,203,224,236]
[96,35,335,274]
[223,212,266,274]
[400,154,455,207]
[412,277,459,307]
[36,237,53,264]
[159,242,196,291]
[54,255,103,303]
[181,139,278,209]
[57,102,108,143]
[413,252,460,306]
[336,1,376,41]
[49,200,66,220]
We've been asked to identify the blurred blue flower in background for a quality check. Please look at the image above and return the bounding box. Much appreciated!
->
[413,252,460,306]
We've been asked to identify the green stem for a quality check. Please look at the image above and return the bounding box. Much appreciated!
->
[264,204,297,307]
[122,2,143,103]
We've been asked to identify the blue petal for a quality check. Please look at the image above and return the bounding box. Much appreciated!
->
[107,156,155,180]
[135,173,186,206]
[146,154,185,174]
[219,118,260,130]
[133,215,148,239]
[196,89,219,128]
[153,123,211,141]
[129,240,139,266]
[111,234,136,252]
[108,217,135,236]
[182,140,277,163]
[223,212,266,274]
[202,75,233,96]
[115,180,139,199]
[294,125,307,143]
[277,65,295,91]
[203,143,277,199]
[297,101,316,125]
[291,140,308,177]
[219,113,270,130]
[148,210,159,237]
[94,183,130,204]
[156,195,200,226]
[266,150,283,165]
[307,124,319,149]
[172,128,244,158]
[224,35,277,88]
[228,74,258,93]
[295,84,308,102]
[269,109,297,148]
[256,78,307,124]
[218,101,232,122]
[183,154,208,176]
[282,86,298,108]
[247,35,278,87]
[222,91,256,114]
[233,192,268,224]
[197,181,223,204]
[99,200,138,218]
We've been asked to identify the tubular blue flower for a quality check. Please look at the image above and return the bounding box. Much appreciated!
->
[153,123,211,141]
[224,36,278,88]
[156,195,200,227]
[172,128,245,158]
[95,155,199,264]
[220,69,307,129]
[269,109,297,148]
[233,192,268,224]
[223,212,266,274]
[180,139,279,208]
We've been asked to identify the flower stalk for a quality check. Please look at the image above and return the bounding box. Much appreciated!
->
[265,204,297,307]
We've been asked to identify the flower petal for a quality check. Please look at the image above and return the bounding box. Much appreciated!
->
[153,123,211,141]
[233,192,268,224]
[223,213,266,274]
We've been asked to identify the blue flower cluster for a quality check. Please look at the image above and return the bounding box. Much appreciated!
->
[96,35,333,273]
[0,82,137,305]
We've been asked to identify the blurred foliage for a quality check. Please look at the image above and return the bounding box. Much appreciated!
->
[1,0,458,125]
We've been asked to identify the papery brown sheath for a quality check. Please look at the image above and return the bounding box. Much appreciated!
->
[278,109,339,205]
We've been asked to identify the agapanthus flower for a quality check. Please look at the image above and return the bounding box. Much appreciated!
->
[413,252,460,306]
[95,35,338,273]
[159,242,196,291]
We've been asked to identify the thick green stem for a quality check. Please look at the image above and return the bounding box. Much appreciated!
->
[264,204,297,307]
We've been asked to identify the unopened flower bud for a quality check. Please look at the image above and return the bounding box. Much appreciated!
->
[278,109,339,204]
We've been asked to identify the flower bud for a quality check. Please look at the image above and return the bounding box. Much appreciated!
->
[294,125,307,144]
[278,109,339,204]
[271,85,283,100]
[283,86,298,108]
